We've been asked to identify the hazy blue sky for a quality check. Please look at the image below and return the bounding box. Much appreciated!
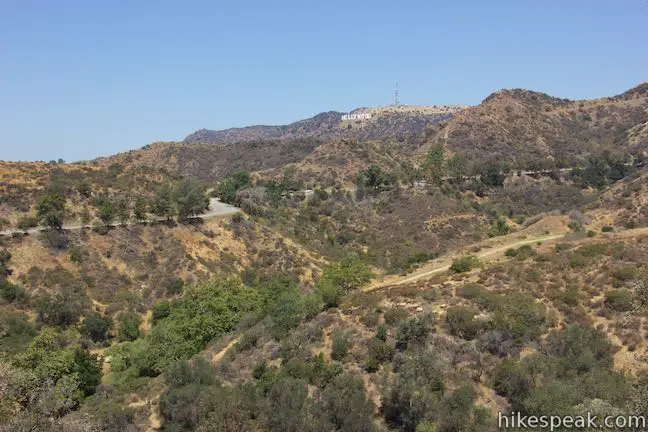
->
[1,1,647,162]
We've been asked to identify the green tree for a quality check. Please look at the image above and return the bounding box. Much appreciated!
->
[79,204,91,226]
[447,153,468,181]
[117,312,141,342]
[35,194,66,230]
[151,182,176,220]
[115,195,131,225]
[423,143,446,185]
[174,178,208,220]
[80,313,113,342]
[133,196,148,222]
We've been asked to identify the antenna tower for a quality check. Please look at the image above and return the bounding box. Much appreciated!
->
[393,83,400,107]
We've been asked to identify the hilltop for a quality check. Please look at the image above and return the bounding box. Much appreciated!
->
[421,83,648,164]
[183,105,464,144]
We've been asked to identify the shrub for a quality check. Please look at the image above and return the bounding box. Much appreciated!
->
[446,306,482,340]
[17,216,39,230]
[450,256,480,273]
[0,281,28,303]
[602,226,614,233]
[384,307,409,326]
[487,217,511,238]
[117,312,141,342]
[605,289,634,312]
[396,313,435,351]
[152,301,172,323]
[367,338,395,366]
[81,313,113,342]
[331,332,351,361]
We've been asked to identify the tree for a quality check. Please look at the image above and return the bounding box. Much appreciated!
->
[35,194,66,230]
[133,196,148,222]
[117,312,141,342]
[357,165,394,191]
[479,161,506,187]
[115,195,131,225]
[423,144,446,185]
[174,178,208,220]
[94,195,116,225]
[152,183,176,220]
[79,205,91,226]
[81,313,113,342]
[447,153,468,181]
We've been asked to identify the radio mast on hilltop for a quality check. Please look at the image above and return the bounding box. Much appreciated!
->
[393,83,400,107]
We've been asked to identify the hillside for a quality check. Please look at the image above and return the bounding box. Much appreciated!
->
[421,83,648,165]
[2,84,648,432]
[184,105,463,144]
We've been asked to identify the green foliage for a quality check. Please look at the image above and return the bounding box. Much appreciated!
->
[0,280,28,303]
[316,373,375,431]
[261,276,305,339]
[132,195,148,221]
[123,276,261,376]
[35,194,66,230]
[450,256,480,273]
[174,178,208,219]
[152,300,172,323]
[331,332,351,361]
[366,337,395,370]
[602,225,614,232]
[34,289,86,327]
[315,255,373,309]
[17,216,39,230]
[218,171,251,204]
[165,276,185,296]
[80,313,113,342]
[357,164,396,191]
[487,216,511,237]
[396,313,435,351]
[93,194,117,225]
[382,354,445,430]
[423,144,446,185]
[493,324,624,416]
[446,306,482,340]
[604,289,634,312]
[384,307,409,326]
[12,328,102,397]
[116,312,141,342]
[151,182,176,220]
[0,311,37,356]
[479,161,506,187]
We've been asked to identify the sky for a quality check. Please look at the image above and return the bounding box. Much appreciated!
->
[1,1,647,162]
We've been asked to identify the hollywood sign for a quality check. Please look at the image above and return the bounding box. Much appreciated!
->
[341,113,372,121]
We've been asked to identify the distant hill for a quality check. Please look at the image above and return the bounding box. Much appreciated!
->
[183,105,464,144]
[420,83,648,164]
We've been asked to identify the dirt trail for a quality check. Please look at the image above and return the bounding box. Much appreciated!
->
[367,226,648,291]
[366,233,566,291]
[211,336,241,364]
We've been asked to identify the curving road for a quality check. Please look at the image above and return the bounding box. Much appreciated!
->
[0,198,239,237]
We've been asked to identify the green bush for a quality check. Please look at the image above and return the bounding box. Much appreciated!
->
[80,313,113,342]
[450,256,480,273]
[396,313,435,351]
[446,306,482,340]
[117,312,141,342]
[602,225,614,232]
[384,307,409,326]
[17,216,39,230]
[605,289,634,312]
[331,332,351,361]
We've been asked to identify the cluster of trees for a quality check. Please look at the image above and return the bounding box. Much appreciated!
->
[572,151,634,188]
[217,171,252,204]
[27,177,209,234]
[356,164,397,193]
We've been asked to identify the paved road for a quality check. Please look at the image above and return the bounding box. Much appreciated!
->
[0,198,239,236]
